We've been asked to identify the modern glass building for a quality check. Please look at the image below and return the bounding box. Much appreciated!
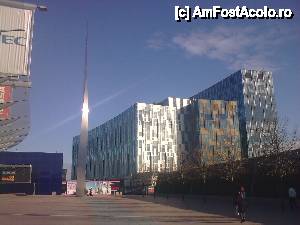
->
[72,97,240,180]
[184,99,241,162]
[192,69,276,158]
[160,97,240,161]
[72,69,275,179]
[72,102,180,180]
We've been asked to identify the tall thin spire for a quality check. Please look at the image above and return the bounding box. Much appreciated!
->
[83,21,88,105]
[76,22,89,197]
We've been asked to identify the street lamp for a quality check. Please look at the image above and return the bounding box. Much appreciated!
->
[37,5,47,11]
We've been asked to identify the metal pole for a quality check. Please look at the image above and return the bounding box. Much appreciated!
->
[76,23,89,197]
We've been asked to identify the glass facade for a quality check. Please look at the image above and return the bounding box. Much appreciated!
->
[184,99,241,162]
[72,69,274,179]
[192,69,276,157]
[72,102,181,180]
[72,106,137,180]
[136,103,178,174]
[72,97,240,180]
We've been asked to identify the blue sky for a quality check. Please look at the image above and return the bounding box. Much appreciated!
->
[16,0,300,172]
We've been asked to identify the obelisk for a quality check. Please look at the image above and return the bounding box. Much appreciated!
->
[76,25,89,197]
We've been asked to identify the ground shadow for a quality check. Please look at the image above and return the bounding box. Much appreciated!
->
[124,194,299,225]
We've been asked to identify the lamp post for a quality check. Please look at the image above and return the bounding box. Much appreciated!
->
[76,25,89,197]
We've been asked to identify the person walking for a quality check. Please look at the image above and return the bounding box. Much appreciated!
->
[88,188,93,196]
[236,186,247,223]
[288,187,297,211]
[142,182,145,197]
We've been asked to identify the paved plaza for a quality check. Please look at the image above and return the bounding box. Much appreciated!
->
[0,194,299,225]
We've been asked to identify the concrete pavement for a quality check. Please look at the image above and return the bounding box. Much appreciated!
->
[0,194,298,225]
[125,194,300,225]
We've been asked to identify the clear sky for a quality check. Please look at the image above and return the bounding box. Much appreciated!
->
[16,0,300,173]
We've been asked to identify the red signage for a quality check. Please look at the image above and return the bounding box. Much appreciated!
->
[109,179,121,191]
[0,86,12,119]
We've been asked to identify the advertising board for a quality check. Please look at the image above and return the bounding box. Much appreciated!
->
[0,86,11,119]
[66,180,115,195]
[0,164,32,183]
[0,4,34,76]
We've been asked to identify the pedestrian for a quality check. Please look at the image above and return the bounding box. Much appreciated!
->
[236,186,246,223]
[142,182,145,197]
[288,187,297,211]
[89,188,93,196]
